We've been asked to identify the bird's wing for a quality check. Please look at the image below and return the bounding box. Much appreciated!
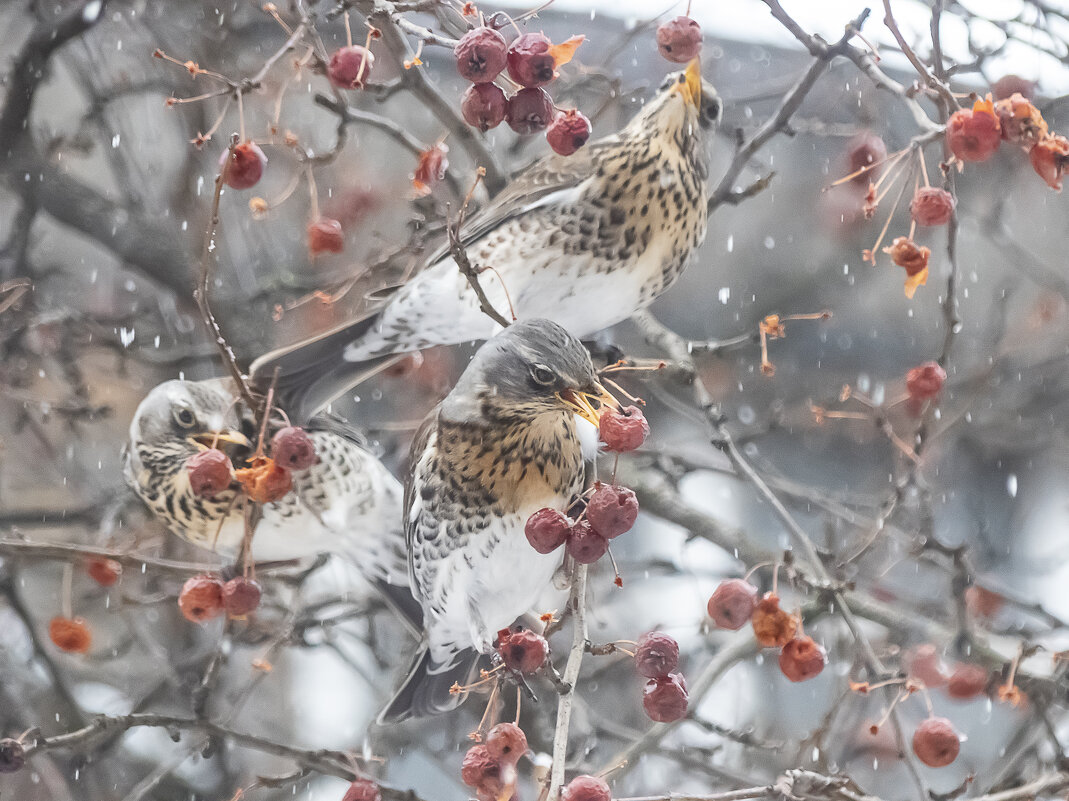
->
[403,406,440,573]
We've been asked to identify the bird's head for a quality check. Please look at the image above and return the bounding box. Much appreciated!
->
[629,59,722,137]
[442,319,618,428]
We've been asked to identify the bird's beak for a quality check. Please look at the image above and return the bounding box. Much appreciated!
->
[670,58,703,107]
[190,430,252,451]
[557,384,619,428]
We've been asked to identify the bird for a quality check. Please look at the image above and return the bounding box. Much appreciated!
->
[379,318,617,721]
[250,60,720,422]
[123,378,416,617]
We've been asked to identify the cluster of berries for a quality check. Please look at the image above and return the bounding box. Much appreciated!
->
[634,631,688,723]
[707,579,827,682]
[903,644,990,701]
[453,24,590,155]
[461,722,528,801]
[178,573,263,623]
[186,425,316,505]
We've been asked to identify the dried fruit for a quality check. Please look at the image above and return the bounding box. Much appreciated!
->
[585,484,639,539]
[461,744,515,796]
[598,405,650,452]
[506,32,582,88]
[462,83,508,131]
[187,449,233,498]
[271,426,317,471]
[525,507,571,554]
[49,616,91,653]
[883,236,930,299]
[909,187,955,226]
[235,456,293,504]
[485,722,528,764]
[454,26,508,82]
[992,74,1036,101]
[752,593,797,647]
[634,631,679,678]
[1030,134,1069,191]
[178,574,225,623]
[222,576,262,616]
[547,109,592,156]
[308,217,345,256]
[779,636,827,682]
[566,519,609,564]
[506,87,554,135]
[656,16,702,63]
[946,95,1001,162]
[221,142,267,190]
[906,361,946,402]
[846,131,887,185]
[328,45,374,89]
[342,779,382,801]
[642,671,689,722]
[0,738,25,773]
[912,717,960,767]
[497,628,548,674]
[707,578,758,630]
[86,556,122,587]
[412,143,449,197]
[946,663,988,699]
[902,644,947,688]
[561,775,612,801]
[995,93,1047,146]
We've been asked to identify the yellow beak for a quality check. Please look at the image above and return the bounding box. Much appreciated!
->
[557,385,619,428]
[190,430,252,450]
[670,58,702,107]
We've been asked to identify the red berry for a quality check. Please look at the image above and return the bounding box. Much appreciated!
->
[235,457,293,504]
[902,644,947,688]
[1029,133,1069,191]
[906,361,946,402]
[910,187,955,226]
[598,405,649,453]
[566,519,609,564]
[912,717,961,767]
[965,585,1004,618]
[995,94,1047,146]
[412,143,449,196]
[485,722,528,764]
[178,574,225,623]
[634,631,679,678]
[507,32,556,88]
[221,142,267,190]
[845,131,887,185]
[222,576,262,616]
[525,508,571,554]
[454,27,508,82]
[585,484,639,539]
[86,556,122,587]
[707,578,758,630]
[186,449,233,498]
[461,744,514,796]
[506,87,554,135]
[946,96,1001,162]
[992,74,1036,101]
[497,629,548,674]
[342,779,382,801]
[546,109,591,156]
[308,217,345,256]
[656,16,702,63]
[643,671,688,722]
[778,636,827,682]
[561,775,611,801]
[48,616,91,653]
[0,738,25,774]
[462,83,508,131]
[328,45,374,89]
[752,593,797,647]
[271,426,317,470]
[946,663,988,699]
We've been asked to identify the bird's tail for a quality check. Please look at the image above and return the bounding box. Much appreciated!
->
[248,309,402,424]
[378,646,482,724]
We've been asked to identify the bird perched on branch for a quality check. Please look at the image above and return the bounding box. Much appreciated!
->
[252,60,720,422]
[380,319,616,721]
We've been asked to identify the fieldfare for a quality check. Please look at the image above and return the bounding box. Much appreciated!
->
[252,60,720,421]
[379,318,616,721]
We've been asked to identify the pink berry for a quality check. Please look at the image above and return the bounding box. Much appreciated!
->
[462,83,508,131]
[222,576,262,616]
[547,109,592,156]
[485,722,528,764]
[910,187,956,226]
[902,644,947,688]
[598,405,649,453]
[561,775,611,801]
[525,508,571,554]
[946,663,988,699]
[308,218,345,256]
[912,717,961,767]
[634,631,679,678]
[566,519,609,564]
[328,45,374,89]
[178,574,225,623]
[0,739,25,774]
[342,779,381,801]
[506,87,554,135]
[461,745,510,795]
[778,636,827,682]
[220,142,266,190]
[845,131,887,186]
[643,671,688,722]
[454,27,508,82]
[707,579,758,629]
[992,74,1036,100]
[906,361,946,401]
[585,484,638,539]
[656,16,702,63]
[946,97,1001,162]
[498,629,548,674]
[507,32,555,88]
[271,426,317,470]
[187,449,233,498]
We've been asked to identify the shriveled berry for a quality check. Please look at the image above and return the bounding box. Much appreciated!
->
[598,405,649,453]
[187,449,233,498]
[707,578,758,630]
[506,87,554,135]
[178,574,225,623]
[910,187,955,226]
[342,779,382,801]
[752,593,797,647]
[328,45,374,89]
[498,629,548,674]
[779,636,827,682]
[906,361,946,401]
[995,93,1047,146]
[507,32,555,88]
[461,744,514,795]
[656,16,702,63]
[485,722,528,764]
[1030,133,1069,191]
[902,644,947,688]
[86,556,122,587]
[566,519,609,564]
[912,717,960,767]
[49,616,91,653]
[455,27,508,82]
[221,142,267,190]
[547,109,591,156]
[308,217,345,256]
[946,663,988,699]
[234,457,293,504]
[222,576,262,616]
[846,131,887,185]
[946,95,1001,162]
[525,507,571,554]
[585,484,638,539]
[561,775,611,801]
[634,631,679,678]
[271,426,317,470]
[0,738,25,773]
[412,143,449,197]
[462,83,508,131]
[643,671,688,722]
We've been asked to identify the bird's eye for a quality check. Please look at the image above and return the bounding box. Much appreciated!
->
[172,406,196,429]
[702,96,723,125]
[530,364,556,386]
